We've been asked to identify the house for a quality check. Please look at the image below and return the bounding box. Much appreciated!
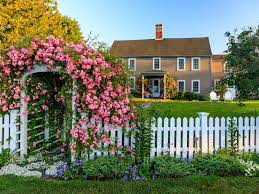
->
[110,24,227,99]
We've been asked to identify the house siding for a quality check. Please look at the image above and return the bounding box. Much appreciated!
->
[127,56,212,95]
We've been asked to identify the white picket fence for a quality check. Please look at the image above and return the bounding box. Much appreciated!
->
[0,110,19,153]
[1,111,259,160]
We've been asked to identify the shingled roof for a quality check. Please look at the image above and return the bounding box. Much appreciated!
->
[110,37,212,57]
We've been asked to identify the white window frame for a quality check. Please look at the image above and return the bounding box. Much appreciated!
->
[214,79,220,91]
[128,58,136,71]
[191,57,200,71]
[177,80,185,92]
[191,80,200,93]
[177,57,185,71]
[129,76,136,90]
[153,57,161,70]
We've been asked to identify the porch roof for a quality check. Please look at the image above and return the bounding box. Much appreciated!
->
[141,70,166,77]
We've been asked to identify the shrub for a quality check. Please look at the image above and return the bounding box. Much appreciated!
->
[83,156,133,180]
[151,155,194,178]
[192,155,246,176]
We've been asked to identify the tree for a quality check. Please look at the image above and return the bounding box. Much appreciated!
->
[225,26,259,99]
[0,0,82,49]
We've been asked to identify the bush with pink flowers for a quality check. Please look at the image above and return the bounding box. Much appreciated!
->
[0,36,135,159]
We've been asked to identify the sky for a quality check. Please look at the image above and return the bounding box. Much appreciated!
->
[58,0,259,54]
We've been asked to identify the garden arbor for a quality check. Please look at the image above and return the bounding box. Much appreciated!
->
[0,36,134,159]
[19,65,77,156]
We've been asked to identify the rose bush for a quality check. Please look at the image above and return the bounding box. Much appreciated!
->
[0,36,135,159]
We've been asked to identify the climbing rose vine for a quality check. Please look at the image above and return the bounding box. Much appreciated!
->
[0,36,135,158]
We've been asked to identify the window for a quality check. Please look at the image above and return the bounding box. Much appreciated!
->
[128,58,136,71]
[129,76,135,90]
[192,57,200,70]
[177,80,185,92]
[214,79,221,91]
[192,80,200,93]
[177,58,185,71]
[153,57,161,70]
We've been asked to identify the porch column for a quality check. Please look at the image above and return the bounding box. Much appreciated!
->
[163,74,166,99]
[142,75,144,99]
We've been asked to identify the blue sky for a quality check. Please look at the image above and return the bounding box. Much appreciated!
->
[58,0,259,54]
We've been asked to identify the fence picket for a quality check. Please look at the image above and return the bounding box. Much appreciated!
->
[238,117,244,151]
[250,117,255,151]
[244,117,249,152]
[256,117,259,152]
[163,117,169,153]
[195,117,201,153]
[182,117,188,159]
[169,118,175,156]
[4,114,10,149]
[214,117,220,151]
[150,118,156,157]
[10,110,18,151]
[0,116,2,152]
[176,117,181,157]
[208,117,214,154]
[156,117,163,156]
[188,117,194,160]
[220,117,226,148]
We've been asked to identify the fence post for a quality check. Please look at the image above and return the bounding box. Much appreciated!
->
[198,112,209,154]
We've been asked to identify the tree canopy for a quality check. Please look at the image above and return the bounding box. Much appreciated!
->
[225,26,259,99]
[0,0,82,49]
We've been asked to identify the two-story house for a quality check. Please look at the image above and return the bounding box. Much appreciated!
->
[110,24,226,98]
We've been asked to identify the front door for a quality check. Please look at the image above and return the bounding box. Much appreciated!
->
[152,79,160,97]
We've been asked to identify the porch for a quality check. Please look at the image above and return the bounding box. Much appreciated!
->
[141,71,167,99]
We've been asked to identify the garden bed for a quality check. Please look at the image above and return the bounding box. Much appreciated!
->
[0,175,258,194]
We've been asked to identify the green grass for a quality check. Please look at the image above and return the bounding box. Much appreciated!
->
[132,99,259,118]
[0,175,258,194]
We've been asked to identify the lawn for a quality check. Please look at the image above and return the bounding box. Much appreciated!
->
[132,98,259,118]
[0,175,258,194]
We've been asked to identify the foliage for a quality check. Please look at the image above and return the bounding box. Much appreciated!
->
[0,36,134,159]
[0,149,14,167]
[192,155,246,176]
[227,120,239,155]
[218,81,227,100]
[174,92,209,101]
[83,156,133,180]
[151,155,194,178]
[238,152,259,164]
[225,26,259,99]
[0,0,82,50]
[162,74,177,99]
[132,104,153,165]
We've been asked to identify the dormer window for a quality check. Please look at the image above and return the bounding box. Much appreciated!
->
[153,57,161,70]
[128,58,136,71]
[177,57,185,71]
[192,57,200,70]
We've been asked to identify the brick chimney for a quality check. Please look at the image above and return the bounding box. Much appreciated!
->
[155,24,163,40]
